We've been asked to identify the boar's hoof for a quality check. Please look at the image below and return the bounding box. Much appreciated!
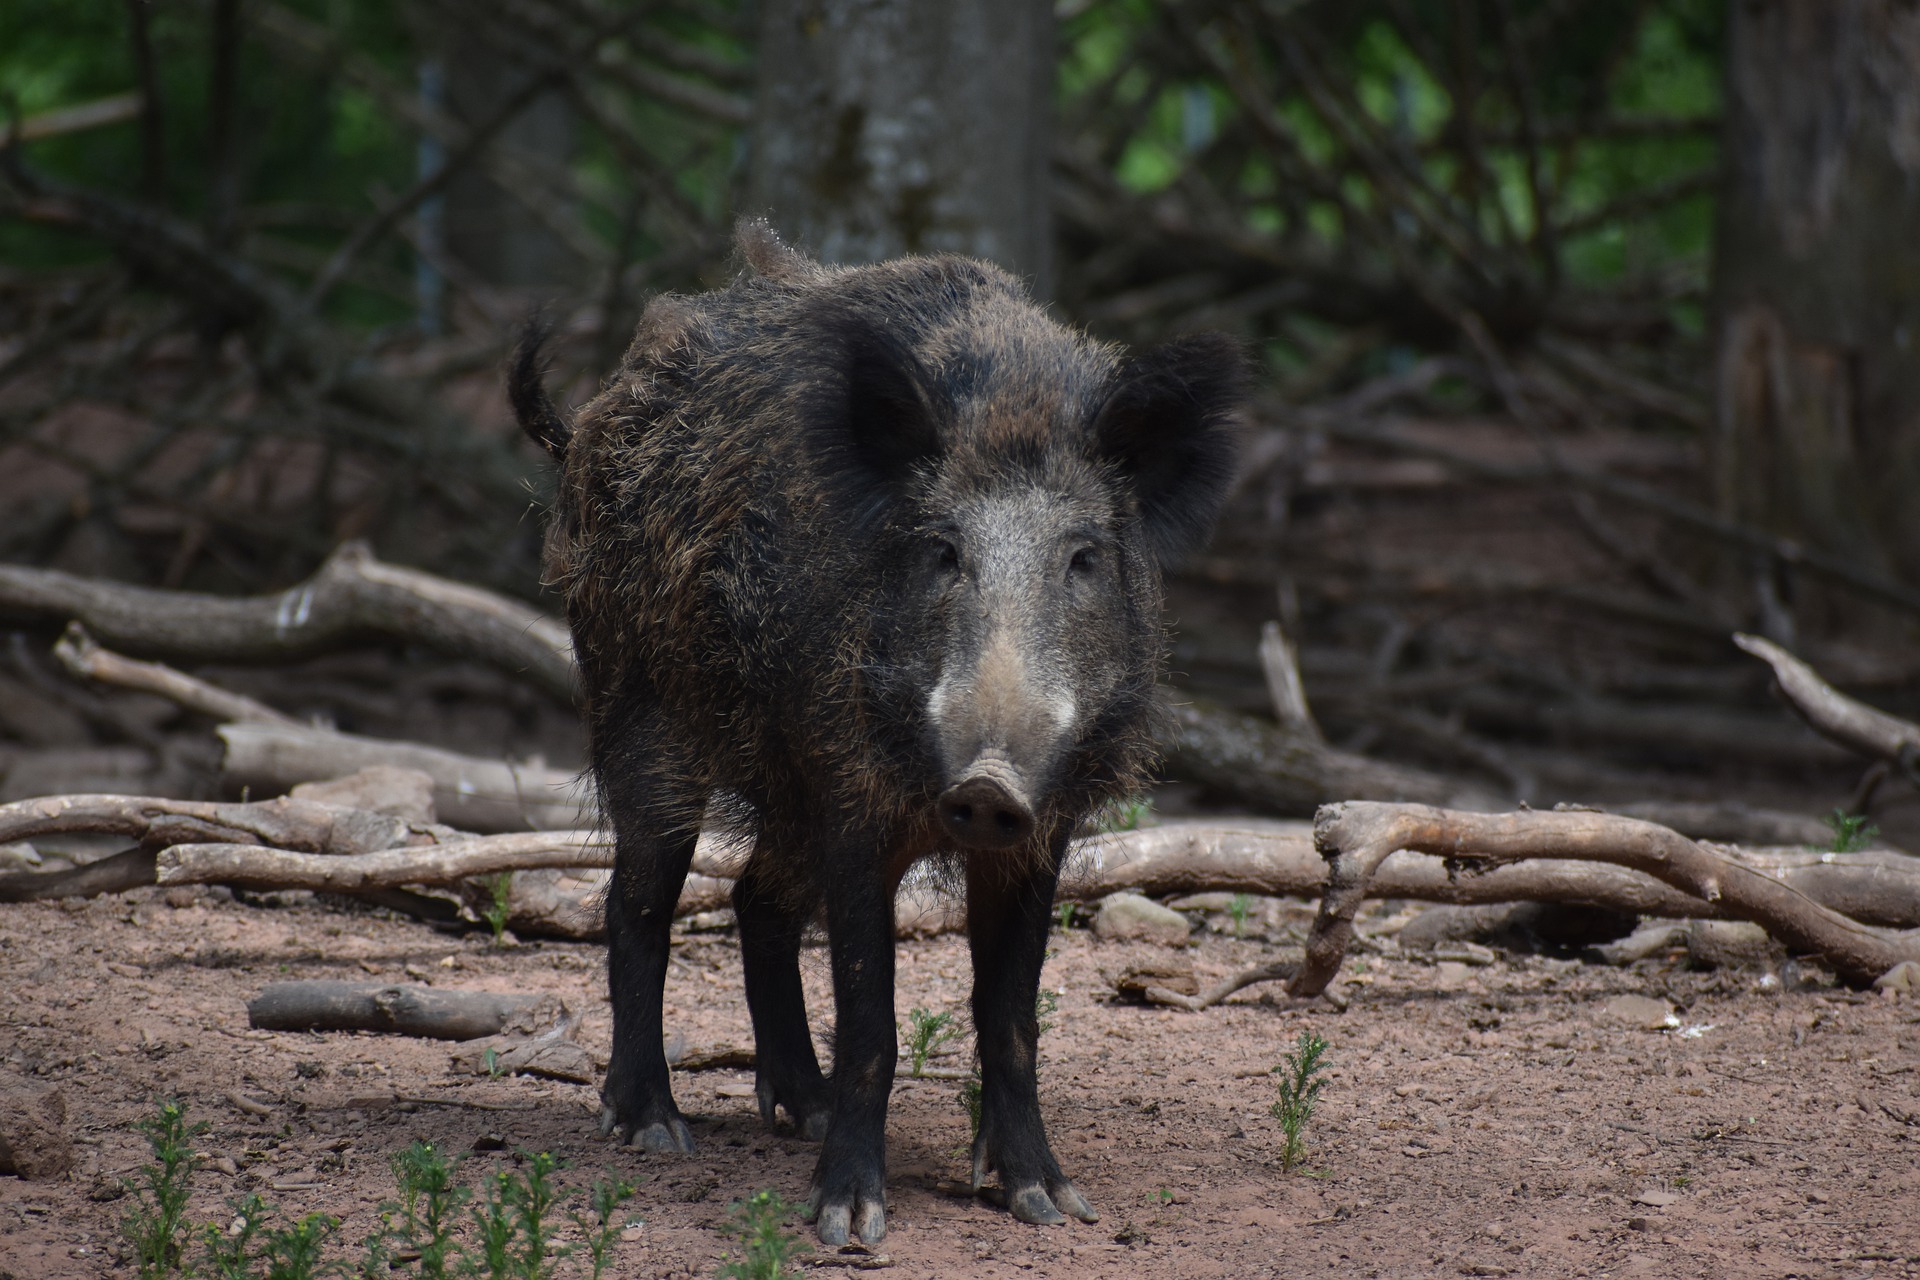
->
[938,772,1035,850]
[599,1103,695,1153]
[755,1077,832,1141]
[808,1177,887,1246]
[981,1178,1099,1226]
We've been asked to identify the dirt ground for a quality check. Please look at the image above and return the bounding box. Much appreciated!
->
[3,878,1918,1280]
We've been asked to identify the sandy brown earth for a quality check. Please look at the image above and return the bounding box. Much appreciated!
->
[3,882,1918,1280]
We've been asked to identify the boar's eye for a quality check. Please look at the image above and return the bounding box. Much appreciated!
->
[1067,545,1100,577]
[931,538,960,574]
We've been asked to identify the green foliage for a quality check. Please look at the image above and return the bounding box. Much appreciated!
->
[900,1006,966,1077]
[125,1099,206,1280]
[713,1190,808,1280]
[957,1068,984,1140]
[1098,796,1152,833]
[1824,809,1880,854]
[481,874,515,946]
[120,1103,634,1279]
[1035,987,1060,1039]
[390,1141,469,1279]
[1270,1031,1331,1174]
[571,1177,640,1280]
[258,1212,339,1280]
[1227,893,1253,939]
[201,1194,270,1280]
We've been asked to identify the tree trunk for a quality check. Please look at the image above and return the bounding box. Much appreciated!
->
[748,0,1053,293]
[1712,1,1920,594]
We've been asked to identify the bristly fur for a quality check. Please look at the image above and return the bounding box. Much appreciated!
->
[523,229,1243,901]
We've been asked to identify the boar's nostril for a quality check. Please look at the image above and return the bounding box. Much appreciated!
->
[938,772,1035,850]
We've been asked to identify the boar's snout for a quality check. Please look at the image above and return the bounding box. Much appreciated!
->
[938,759,1036,850]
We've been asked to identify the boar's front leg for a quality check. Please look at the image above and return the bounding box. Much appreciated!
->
[596,728,700,1154]
[966,831,1099,1227]
[807,843,898,1247]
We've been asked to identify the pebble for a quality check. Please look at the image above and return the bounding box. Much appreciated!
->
[1092,894,1191,947]
[1602,994,1678,1031]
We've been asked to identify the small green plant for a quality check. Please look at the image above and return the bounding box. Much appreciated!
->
[483,1047,504,1078]
[1270,1031,1331,1173]
[957,1068,983,1139]
[1227,892,1253,938]
[470,1168,519,1280]
[900,1006,965,1077]
[714,1189,808,1280]
[125,1098,207,1280]
[1035,987,1059,1038]
[571,1176,640,1280]
[1824,809,1880,853]
[389,1140,468,1279]
[258,1212,339,1280]
[481,872,515,944]
[1056,901,1080,930]
[201,1193,270,1280]
[1099,795,1152,833]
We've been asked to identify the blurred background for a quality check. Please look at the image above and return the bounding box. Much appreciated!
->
[1,0,1915,845]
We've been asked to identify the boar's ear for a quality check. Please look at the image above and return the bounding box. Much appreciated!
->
[1093,332,1247,561]
[807,312,943,520]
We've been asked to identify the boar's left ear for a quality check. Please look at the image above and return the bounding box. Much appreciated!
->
[796,302,945,526]
[1093,332,1247,561]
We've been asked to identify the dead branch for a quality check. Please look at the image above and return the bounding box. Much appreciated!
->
[1734,633,1920,774]
[0,791,432,859]
[218,721,588,833]
[1162,698,1498,814]
[247,981,565,1041]
[0,540,574,703]
[1293,803,1920,997]
[53,623,298,727]
[1067,820,1920,927]
[156,829,609,891]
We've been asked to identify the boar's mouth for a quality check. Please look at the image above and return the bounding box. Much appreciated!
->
[937,755,1036,851]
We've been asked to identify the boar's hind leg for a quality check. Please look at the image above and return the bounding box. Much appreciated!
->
[966,834,1099,1227]
[808,859,898,1247]
[597,754,700,1154]
[734,851,832,1140]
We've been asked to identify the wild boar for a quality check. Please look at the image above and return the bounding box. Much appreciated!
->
[511,222,1243,1245]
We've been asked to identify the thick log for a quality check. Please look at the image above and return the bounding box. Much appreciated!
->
[247,981,565,1041]
[1294,803,1920,996]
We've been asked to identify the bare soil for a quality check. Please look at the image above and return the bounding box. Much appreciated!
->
[3,882,1918,1280]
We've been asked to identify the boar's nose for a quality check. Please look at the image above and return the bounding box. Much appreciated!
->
[938,764,1036,850]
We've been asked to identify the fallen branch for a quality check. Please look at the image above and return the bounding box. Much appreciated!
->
[156,829,609,890]
[0,540,574,704]
[53,622,299,727]
[1292,803,1920,996]
[247,981,566,1041]
[1162,699,1496,815]
[1734,633,1920,778]
[218,721,588,833]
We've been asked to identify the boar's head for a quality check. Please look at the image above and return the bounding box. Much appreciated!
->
[800,292,1246,852]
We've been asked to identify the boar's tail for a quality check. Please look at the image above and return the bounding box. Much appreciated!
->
[509,318,571,460]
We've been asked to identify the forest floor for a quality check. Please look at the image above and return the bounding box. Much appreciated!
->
[4,877,1918,1280]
